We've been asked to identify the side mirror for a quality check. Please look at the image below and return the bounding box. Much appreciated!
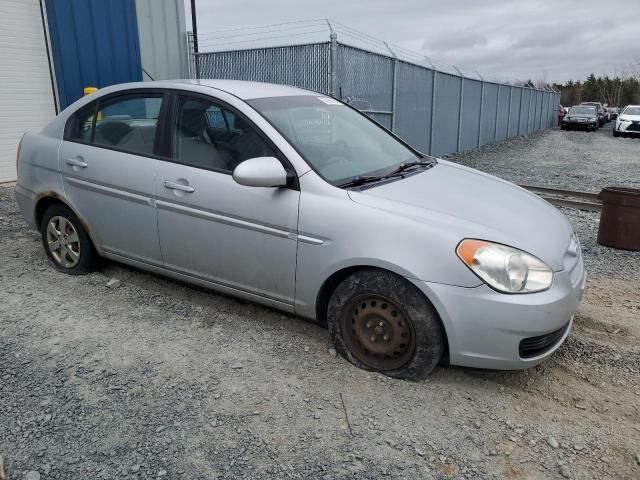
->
[232,156,289,188]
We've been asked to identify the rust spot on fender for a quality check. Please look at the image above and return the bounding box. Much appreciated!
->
[35,190,60,203]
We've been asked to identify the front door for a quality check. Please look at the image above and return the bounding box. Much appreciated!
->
[60,91,167,265]
[155,93,299,306]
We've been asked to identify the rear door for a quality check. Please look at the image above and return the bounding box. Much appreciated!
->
[59,90,168,265]
[154,92,300,307]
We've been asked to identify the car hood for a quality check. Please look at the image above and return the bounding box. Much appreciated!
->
[619,114,640,122]
[347,160,574,271]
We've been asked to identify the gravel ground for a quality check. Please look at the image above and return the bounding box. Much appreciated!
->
[1,134,640,480]
[451,123,640,194]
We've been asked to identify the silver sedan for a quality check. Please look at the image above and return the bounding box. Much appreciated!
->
[15,80,586,379]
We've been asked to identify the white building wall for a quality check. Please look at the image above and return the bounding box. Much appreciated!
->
[0,0,57,183]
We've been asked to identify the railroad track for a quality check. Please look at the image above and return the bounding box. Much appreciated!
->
[520,185,602,212]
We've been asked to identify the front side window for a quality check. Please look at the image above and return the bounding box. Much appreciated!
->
[248,95,420,185]
[93,95,163,156]
[172,95,275,173]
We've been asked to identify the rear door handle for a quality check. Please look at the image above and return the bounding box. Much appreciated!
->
[65,158,88,168]
[163,180,195,193]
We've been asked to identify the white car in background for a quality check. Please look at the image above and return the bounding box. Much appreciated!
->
[613,105,640,137]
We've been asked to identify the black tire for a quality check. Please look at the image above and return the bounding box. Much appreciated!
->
[613,130,620,137]
[40,203,97,275]
[326,269,445,380]
[560,125,565,130]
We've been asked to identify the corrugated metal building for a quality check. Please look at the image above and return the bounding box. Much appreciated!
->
[0,0,189,183]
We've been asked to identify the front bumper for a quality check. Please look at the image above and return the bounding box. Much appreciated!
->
[412,254,586,370]
[562,121,597,130]
[615,121,640,133]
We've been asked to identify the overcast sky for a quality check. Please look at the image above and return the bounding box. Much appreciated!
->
[186,0,640,83]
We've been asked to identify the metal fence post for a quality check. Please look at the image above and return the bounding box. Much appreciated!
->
[454,66,464,152]
[536,90,540,131]
[494,84,500,141]
[429,70,437,156]
[477,81,485,147]
[528,88,533,133]
[517,87,523,135]
[507,86,513,137]
[384,42,398,132]
[536,90,544,131]
[329,32,338,98]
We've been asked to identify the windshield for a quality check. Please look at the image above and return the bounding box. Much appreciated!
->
[622,107,640,116]
[569,107,595,115]
[248,95,421,185]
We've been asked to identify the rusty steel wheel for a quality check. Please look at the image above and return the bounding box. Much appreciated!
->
[327,269,445,380]
[340,294,416,371]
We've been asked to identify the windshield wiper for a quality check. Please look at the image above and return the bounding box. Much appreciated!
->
[385,159,434,176]
[338,159,435,189]
[337,175,386,188]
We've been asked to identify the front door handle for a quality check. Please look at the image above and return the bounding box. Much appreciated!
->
[65,158,88,168]
[163,180,195,193]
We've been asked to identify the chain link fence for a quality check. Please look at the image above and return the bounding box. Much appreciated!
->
[195,34,560,157]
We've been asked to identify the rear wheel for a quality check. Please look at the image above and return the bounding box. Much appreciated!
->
[40,204,97,274]
[327,269,445,380]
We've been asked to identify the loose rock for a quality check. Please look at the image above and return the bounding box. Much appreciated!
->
[547,436,560,449]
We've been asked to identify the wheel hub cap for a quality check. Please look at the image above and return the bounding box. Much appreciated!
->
[46,216,81,268]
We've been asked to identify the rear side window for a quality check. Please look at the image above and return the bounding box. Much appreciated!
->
[65,103,97,143]
[94,95,163,156]
[65,93,163,157]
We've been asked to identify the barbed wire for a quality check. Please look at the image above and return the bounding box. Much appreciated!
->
[199,29,329,49]
[196,18,555,88]
[197,18,327,37]
[198,19,327,39]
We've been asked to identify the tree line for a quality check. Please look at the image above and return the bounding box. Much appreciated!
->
[553,73,640,108]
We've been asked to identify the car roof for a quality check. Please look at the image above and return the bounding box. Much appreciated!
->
[116,79,318,100]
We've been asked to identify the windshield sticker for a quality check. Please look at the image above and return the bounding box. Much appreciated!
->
[317,97,342,105]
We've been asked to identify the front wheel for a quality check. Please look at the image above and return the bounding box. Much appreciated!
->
[327,269,445,380]
[40,204,97,274]
[613,130,620,137]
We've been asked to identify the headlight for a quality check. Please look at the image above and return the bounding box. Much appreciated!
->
[456,239,553,293]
